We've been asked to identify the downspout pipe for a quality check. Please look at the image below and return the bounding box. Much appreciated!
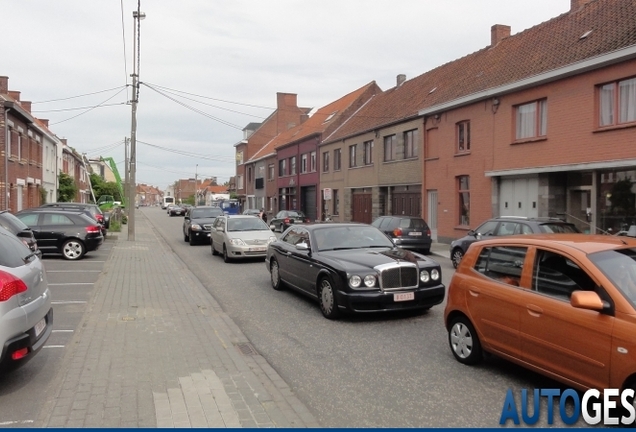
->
[4,107,10,211]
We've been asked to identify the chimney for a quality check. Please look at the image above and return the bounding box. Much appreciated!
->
[21,101,32,113]
[397,74,406,87]
[300,113,309,124]
[8,91,20,101]
[570,0,592,11]
[0,76,8,94]
[276,92,298,109]
[39,119,49,127]
[491,24,511,46]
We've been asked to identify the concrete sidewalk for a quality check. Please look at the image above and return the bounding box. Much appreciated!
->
[37,211,319,427]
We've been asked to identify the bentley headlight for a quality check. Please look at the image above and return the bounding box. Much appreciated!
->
[420,270,430,283]
[363,274,376,287]
[349,275,362,288]
[431,269,440,281]
[229,238,246,246]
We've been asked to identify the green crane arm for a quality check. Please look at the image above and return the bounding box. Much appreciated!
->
[101,157,126,206]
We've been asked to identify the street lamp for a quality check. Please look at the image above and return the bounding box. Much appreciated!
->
[128,1,145,241]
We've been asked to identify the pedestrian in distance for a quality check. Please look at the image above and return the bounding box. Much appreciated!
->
[260,208,268,223]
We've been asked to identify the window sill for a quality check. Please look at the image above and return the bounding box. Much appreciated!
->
[454,151,471,157]
[424,157,440,162]
[511,136,547,145]
[593,122,636,133]
[382,158,418,165]
[454,225,472,231]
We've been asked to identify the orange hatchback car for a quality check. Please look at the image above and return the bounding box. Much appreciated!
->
[444,234,636,392]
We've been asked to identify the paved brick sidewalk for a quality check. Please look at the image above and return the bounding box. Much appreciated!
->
[37,212,319,427]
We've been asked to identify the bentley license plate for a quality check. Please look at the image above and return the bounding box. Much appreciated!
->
[34,318,46,338]
[394,292,415,302]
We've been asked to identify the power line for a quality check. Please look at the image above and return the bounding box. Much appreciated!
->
[31,86,128,104]
[50,87,129,126]
[136,140,236,162]
[32,102,127,113]
[141,84,244,130]
[143,82,274,110]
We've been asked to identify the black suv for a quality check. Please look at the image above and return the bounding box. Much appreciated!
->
[371,215,432,254]
[183,206,224,245]
[449,216,580,268]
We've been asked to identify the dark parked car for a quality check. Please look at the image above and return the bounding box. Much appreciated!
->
[371,215,432,254]
[169,205,185,217]
[15,209,104,260]
[40,203,106,235]
[449,216,580,268]
[269,210,310,233]
[265,223,445,319]
[0,210,40,256]
[183,206,224,245]
[0,225,53,373]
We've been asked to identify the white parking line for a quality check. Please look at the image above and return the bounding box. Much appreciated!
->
[43,261,106,264]
[51,301,87,304]
[46,270,102,273]
[52,329,74,333]
[0,420,34,426]
[48,283,94,286]
[43,345,65,349]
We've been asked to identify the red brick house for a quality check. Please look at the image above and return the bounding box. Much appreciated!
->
[321,0,636,242]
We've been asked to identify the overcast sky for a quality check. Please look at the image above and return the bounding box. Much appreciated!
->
[2,0,571,191]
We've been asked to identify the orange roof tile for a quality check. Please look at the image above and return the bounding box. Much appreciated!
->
[326,0,636,143]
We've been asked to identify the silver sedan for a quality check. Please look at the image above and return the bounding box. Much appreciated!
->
[210,215,277,263]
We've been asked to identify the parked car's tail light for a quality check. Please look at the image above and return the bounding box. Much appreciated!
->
[393,228,403,237]
[426,228,432,237]
[420,270,430,283]
[431,269,440,281]
[85,225,102,234]
[284,218,290,224]
[95,214,104,223]
[0,270,28,302]
[11,347,29,361]
[363,274,376,287]
[305,218,311,223]
[349,275,362,288]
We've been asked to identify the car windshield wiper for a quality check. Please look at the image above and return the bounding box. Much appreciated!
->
[23,251,39,263]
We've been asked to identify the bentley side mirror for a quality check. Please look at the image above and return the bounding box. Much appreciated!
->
[296,242,309,251]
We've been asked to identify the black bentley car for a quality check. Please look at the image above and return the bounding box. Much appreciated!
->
[183,206,224,245]
[265,223,445,319]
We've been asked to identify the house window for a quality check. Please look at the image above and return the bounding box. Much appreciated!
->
[301,154,308,173]
[404,129,418,158]
[247,166,252,182]
[349,145,357,168]
[290,156,296,175]
[310,151,316,172]
[456,121,470,153]
[363,140,373,165]
[334,149,341,171]
[458,176,470,226]
[237,175,244,190]
[279,159,286,176]
[384,135,396,161]
[599,77,636,127]
[268,164,274,180]
[322,151,329,173]
[236,151,244,165]
[17,132,22,160]
[515,99,547,140]
[333,189,339,215]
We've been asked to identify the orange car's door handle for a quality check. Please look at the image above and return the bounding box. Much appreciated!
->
[468,288,481,297]
[526,304,543,317]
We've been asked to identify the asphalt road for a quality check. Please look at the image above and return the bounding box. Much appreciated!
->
[0,237,113,428]
[144,207,586,428]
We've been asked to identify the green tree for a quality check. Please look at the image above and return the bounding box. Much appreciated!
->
[90,173,123,203]
[58,172,77,202]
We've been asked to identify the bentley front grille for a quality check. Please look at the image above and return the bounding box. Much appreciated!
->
[379,265,418,290]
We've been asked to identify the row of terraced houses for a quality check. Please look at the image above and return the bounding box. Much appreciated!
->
[0,76,164,210]
[233,0,636,243]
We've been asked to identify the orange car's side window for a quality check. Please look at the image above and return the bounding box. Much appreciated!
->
[474,246,527,287]
[532,251,595,300]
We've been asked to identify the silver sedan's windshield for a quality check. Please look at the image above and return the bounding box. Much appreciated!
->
[313,226,393,251]
[228,218,269,232]
[191,209,222,219]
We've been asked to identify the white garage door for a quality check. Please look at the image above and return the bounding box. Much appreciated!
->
[499,177,539,218]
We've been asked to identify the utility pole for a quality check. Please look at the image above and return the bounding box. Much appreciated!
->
[128,2,145,241]
[124,137,129,205]
[195,164,198,207]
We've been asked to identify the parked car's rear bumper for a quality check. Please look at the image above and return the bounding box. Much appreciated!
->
[392,237,433,251]
[336,284,445,313]
[0,307,53,373]
[85,235,104,252]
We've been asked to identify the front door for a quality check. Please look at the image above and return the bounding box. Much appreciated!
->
[352,193,372,224]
